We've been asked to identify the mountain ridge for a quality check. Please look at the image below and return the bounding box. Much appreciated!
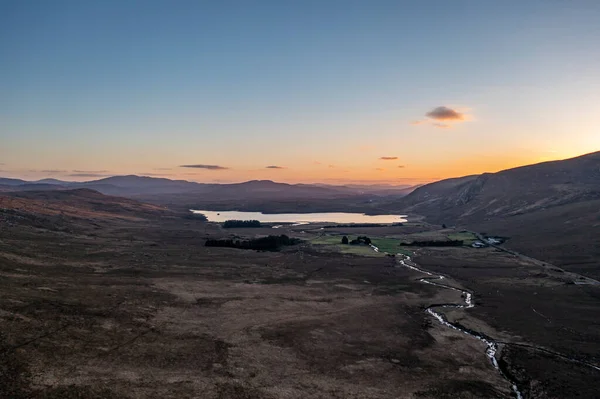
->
[391,151,600,223]
[389,150,600,279]
[0,175,415,197]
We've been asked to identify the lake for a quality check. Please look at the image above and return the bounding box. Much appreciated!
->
[191,210,407,224]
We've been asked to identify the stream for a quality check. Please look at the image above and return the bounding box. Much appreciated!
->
[360,239,600,397]
[395,254,524,399]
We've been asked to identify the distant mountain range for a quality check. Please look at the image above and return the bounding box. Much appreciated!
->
[0,175,413,195]
[2,152,599,276]
[0,176,416,212]
[0,175,412,194]
[0,175,208,194]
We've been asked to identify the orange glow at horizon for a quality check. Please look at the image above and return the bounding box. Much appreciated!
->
[1,145,596,186]
[134,153,595,184]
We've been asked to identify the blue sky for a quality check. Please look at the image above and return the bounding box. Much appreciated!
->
[1,0,599,183]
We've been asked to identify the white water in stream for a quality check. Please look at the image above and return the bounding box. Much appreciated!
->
[396,255,524,399]
[367,244,599,397]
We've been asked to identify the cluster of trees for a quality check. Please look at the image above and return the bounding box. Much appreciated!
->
[205,234,300,251]
[222,219,262,228]
[324,223,403,229]
[400,240,463,247]
[341,236,372,245]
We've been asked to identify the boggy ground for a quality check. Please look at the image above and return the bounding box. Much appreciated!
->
[0,217,516,398]
[413,247,600,399]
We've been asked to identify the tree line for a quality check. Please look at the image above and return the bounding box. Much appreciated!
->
[324,223,403,229]
[205,234,300,251]
[341,236,372,245]
[222,220,262,228]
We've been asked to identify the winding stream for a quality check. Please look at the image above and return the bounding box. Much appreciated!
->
[359,240,600,397]
[395,255,524,399]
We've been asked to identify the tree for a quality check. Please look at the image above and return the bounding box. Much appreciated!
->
[205,235,300,251]
[341,236,349,244]
[442,223,447,229]
[357,236,372,245]
[223,219,261,228]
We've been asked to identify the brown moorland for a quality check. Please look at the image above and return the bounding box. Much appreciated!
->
[1,189,599,398]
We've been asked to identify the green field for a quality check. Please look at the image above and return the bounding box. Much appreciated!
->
[385,229,478,247]
[337,245,382,257]
[310,235,380,257]
[370,237,401,254]
[446,231,478,245]
[309,235,347,245]
[310,235,411,256]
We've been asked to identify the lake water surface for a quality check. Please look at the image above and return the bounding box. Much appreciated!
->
[192,210,407,224]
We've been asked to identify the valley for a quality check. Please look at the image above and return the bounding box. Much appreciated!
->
[1,152,600,398]
[4,3,600,398]
[1,192,599,398]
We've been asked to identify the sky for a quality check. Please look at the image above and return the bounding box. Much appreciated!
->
[1,0,599,185]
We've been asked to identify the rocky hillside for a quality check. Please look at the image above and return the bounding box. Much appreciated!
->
[393,151,600,224]
[390,151,600,278]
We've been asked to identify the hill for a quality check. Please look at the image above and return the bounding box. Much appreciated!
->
[77,175,207,195]
[34,178,69,185]
[394,152,600,222]
[389,151,600,278]
[0,177,28,186]
[0,188,171,227]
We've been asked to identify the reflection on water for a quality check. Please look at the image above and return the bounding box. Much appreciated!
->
[191,210,407,224]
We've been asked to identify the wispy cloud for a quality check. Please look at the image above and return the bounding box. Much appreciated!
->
[72,169,108,173]
[180,164,229,170]
[313,161,322,165]
[41,169,67,173]
[433,123,451,129]
[379,156,398,160]
[153,167,172,171]
[375,168,385,171]
[398,165,406,168]
[328,164,335,168]
[265,165,285,169]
